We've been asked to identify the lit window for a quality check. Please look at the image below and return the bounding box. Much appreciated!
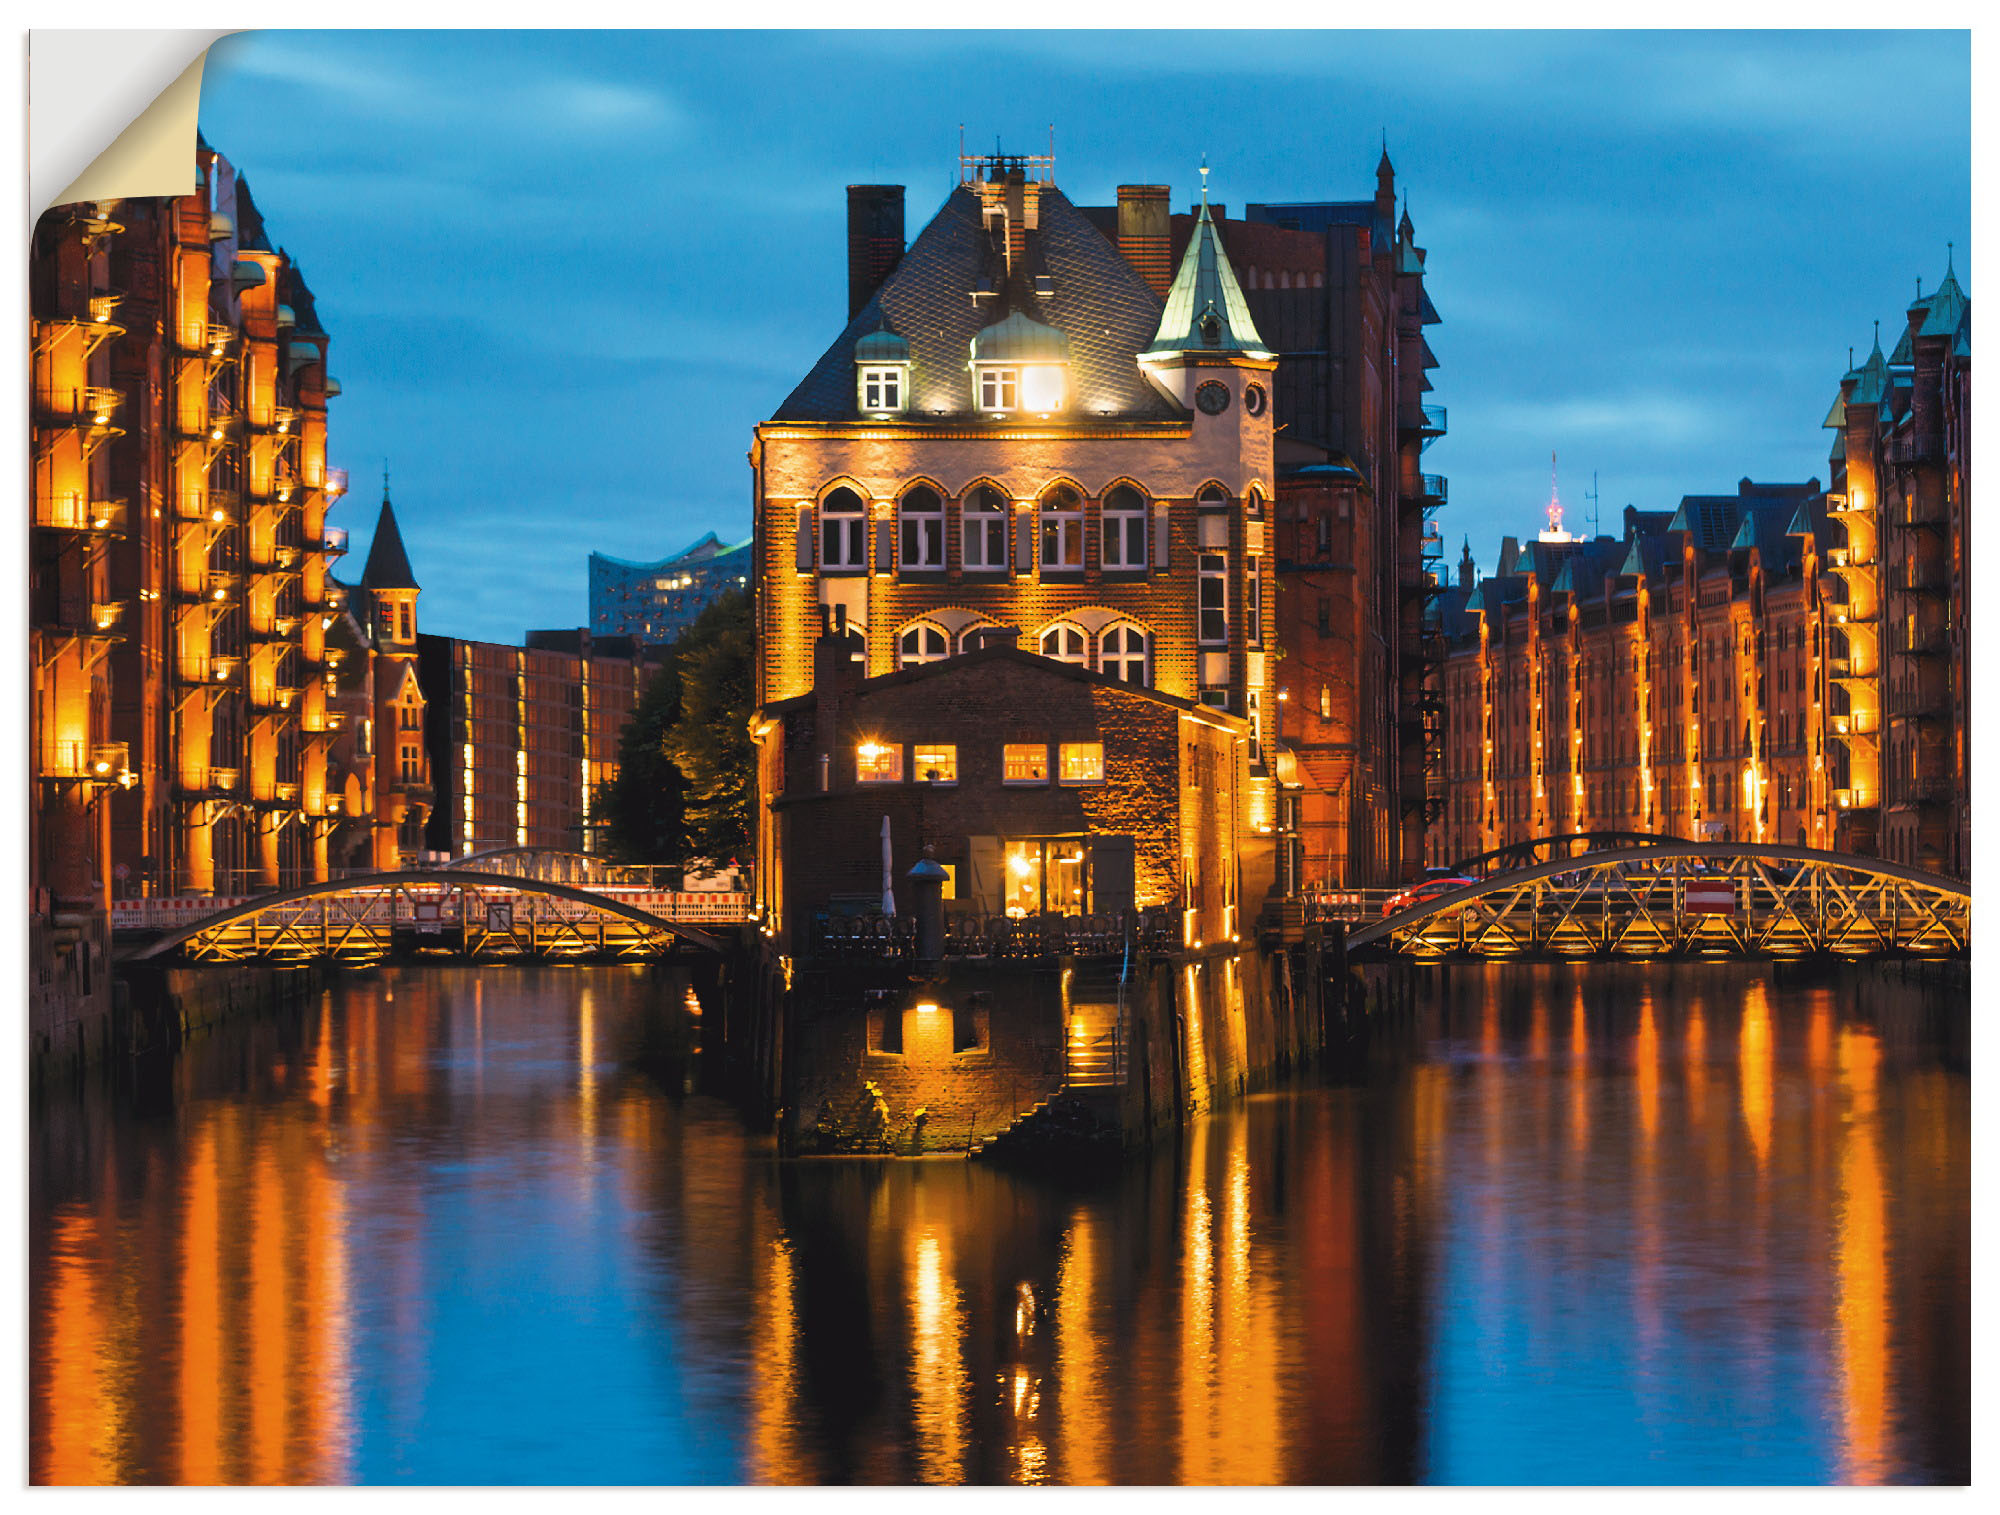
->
[1102,484,1148,570]
[820,487,867,572]
[961,484,1008,572]
[913,744,957,784]
[1003,743,1049,784]
[857,741,902,783]
[1039,623,1088,666]
[1039,485,1083,571]
[1100,623,1149,684]
[1199,553,1228,644]
[979,367,1020,411]
[898,623,948,667]
[1058,743,1104,785]
[899,486,944,570]
[860,366,904,413]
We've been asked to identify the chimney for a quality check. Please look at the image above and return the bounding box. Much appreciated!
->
[971,625,1021,652]
[812,606,865,786]
[1118,185,1172,298]
[846,185,905,318]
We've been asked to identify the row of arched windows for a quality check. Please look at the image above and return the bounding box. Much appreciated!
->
[894,615,1153,686]
[802,480,1261,577]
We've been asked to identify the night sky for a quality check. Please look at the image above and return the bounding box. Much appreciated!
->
[195,29,1969,645]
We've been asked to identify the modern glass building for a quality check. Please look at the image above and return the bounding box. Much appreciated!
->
[589,533,751,641]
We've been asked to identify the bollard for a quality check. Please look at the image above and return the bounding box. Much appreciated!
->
[907,849,949,962]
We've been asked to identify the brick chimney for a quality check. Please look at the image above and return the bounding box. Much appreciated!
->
[812,604,865,788]
[969,624,1021,652]
[846,185,905,318]
[1117,185,1172,298]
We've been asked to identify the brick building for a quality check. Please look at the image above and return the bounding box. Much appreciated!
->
[759,624,1245,951]
[589,531,752,641]
[1820,255,1971,874]
[30,141,429,1049]
[416,625,651,858]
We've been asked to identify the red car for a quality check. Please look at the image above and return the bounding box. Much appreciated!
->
[1382,872,1479,917]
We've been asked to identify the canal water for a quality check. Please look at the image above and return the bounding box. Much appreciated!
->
[31,961,1968,1485]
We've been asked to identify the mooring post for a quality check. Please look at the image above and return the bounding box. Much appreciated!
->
[907,848,949,963]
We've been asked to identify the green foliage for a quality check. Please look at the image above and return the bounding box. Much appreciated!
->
[663,587,754,861]
[598,586,753,866]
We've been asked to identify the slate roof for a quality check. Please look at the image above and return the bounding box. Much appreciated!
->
[360,496,419,591]
[772,185,1178,422]
[1920,260,1968,340]
[233,176,272,253]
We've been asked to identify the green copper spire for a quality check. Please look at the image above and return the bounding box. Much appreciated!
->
[1139,166,1274,363]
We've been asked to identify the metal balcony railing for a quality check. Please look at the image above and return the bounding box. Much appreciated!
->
[318,526,349,556]
[35,495,127,535]
[325,468,349,499]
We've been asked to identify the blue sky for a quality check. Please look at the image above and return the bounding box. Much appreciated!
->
[197,29,1969,645]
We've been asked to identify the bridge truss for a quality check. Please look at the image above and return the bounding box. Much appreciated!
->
[124,870,729,965]
[1349,844,1969,960]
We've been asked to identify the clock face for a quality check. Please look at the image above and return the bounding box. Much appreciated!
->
[1195,381,1231,416]
[1244,383,1268,417]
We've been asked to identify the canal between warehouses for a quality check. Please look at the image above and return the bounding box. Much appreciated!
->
[31,959,1968,1485]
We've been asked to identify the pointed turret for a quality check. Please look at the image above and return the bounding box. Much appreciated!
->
[1138,186,1273,365]
[361,488,420,592]
[1847,325,1889,409]
[1919,246,1967,339]
[1375,138,1395,218]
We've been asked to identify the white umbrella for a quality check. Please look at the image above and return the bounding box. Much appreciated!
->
[881,814,896,916]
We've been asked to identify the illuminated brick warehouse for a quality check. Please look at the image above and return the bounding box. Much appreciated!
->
[752,147,1445,939]
[1430,257,1969,877]
[29,140,431,1049]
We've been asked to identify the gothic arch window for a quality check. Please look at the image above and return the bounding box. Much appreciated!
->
[1099,622,1150,685]
[960,482,1009,573]
[898,620,949,668]
[898,485,944,571]
[1039,483,1084,572]
[1101,483,1148,571]
[1038,621,1089,667]
[820,486,867,573]
[1197,482,1230,511]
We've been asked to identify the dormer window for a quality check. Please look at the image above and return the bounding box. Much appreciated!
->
[861,367,904,413]
[853,322,910,417]
[970,311,1070,417]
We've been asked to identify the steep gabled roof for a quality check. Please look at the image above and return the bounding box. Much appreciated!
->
[1847,331,1890,408]
[773,185,1177,422]
[1920,257,1967,340]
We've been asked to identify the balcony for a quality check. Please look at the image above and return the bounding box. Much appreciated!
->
[1904,624,1948,657]
[37,385,123,428]
[38,740,132,786]
[250,684,302,714]
[35,495,127,536]
[1419,472,1447,505]
[304,709,347,734]
[1833,787,1877,811]
[181,653,241,685]
[205,571,240,603]
[1899,775,1958,805]
[180,765,240,798]
[84,601,126,637]
[252,780,304,809]
[325,468,349,499]
[1903,560,1943,591]
[317,526,349,556]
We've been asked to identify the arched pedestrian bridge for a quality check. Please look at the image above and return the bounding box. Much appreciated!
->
[1350,844,1969,960]
[121,869,739,965]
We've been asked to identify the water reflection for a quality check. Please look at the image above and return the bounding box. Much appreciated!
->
[30,962,1967,1485]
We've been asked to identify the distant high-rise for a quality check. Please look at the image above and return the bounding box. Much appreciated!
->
[589,532,751,641]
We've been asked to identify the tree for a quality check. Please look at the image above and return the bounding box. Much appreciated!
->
[598,586,754,866]
[664,588,754,859]
[598,656,687,864]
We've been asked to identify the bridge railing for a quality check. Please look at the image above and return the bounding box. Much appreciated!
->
[809,908,1182,962]
[113,886,752,933]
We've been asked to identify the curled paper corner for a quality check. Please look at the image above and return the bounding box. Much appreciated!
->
[33,30,240,214]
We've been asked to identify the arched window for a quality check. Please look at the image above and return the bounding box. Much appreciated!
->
[961,483,1008,573]
[898,622,949,667]
[1039,484,1083,571]
[1039,622,1088,666]
[1101,484,1148,571]
[1100,623,1150,684]
[820,487,867,572]
[1245,484,1264,519]
[899,486,944,571]
[1197,483,1230,511]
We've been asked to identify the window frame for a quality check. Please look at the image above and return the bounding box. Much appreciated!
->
[1057,742,1105,786]
[1101,484,1149,572]
[1198,552,1229,645]
[1002,743,1050,786]
[819,487,868,573]
[1039,622,1089,666]
[912,743,958,785]
[960,484,1009,573]
[1099,623,1150,685]
[856,741,904,785]
[1038,485,1084,573]
[897,622,949,668]
[978,366,1020,412]
[858,366,906,413]
[897,486,945,572]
